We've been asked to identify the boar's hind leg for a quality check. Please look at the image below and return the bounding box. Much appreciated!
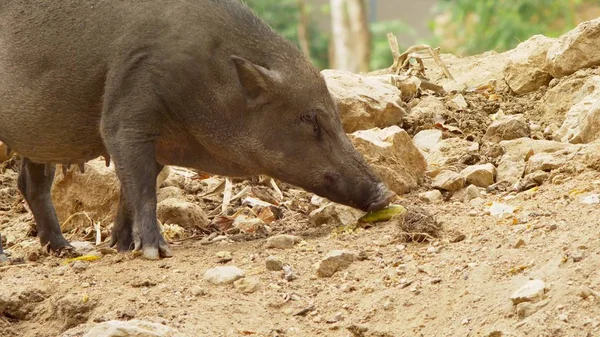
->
[17,158,73,254]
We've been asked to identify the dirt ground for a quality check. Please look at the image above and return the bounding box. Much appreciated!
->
[1,155,600,337]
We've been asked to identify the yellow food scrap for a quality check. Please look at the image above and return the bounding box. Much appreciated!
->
[62,255,100,264]
[359,204,407,223]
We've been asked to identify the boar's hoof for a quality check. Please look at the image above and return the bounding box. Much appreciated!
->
[139,245,172,260]
[133,235,172,260]
[42,242,78,258]
[39,233,77,257]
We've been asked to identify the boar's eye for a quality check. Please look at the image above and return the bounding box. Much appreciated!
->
[300,110,322,139]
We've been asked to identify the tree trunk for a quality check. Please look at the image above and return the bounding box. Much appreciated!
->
[330,0,371,73]
[297,0,311,58]
[330,0,351,71]
[346,0,371,73]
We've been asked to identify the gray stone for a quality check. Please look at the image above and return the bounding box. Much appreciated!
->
[157,198,209,229]
[265,256,284,271]
[504,35,554,94]
[510,279,546,304]
[204,266,245,285]
[547,18,600,78]
[432,170,465,191]
[418,190,442,203]
[413,129,442,154]
[316,250,357,278]
[483,116,529,143]
[266,235,303,249]
[460,163,496,187]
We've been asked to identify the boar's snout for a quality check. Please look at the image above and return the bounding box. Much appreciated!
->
[320,168,396,212]
[364,183,397,212]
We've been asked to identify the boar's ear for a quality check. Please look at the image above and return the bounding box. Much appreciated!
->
[231,55,275,106]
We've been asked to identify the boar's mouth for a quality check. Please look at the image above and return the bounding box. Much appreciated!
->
[309,181,396,213]
[362,183,397,212]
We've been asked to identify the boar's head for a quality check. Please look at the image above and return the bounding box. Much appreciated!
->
[231,56,395,212]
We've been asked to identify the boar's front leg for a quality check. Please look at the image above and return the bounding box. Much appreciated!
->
[100,75,172,260]
[102,133,171,259]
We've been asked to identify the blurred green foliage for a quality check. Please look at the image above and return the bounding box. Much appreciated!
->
[430,0,584,55]
[244,0,331,69]
[244,0,411,71]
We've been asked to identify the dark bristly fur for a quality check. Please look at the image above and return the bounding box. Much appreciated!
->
[0,0,395,260]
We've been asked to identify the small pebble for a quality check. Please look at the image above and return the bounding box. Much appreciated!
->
[266,234,302,249]
[427,246,439,254]
[571,250,584,262]
[265,255,283,271]
[513,238,525,248]
[215,251,233,263]
[282,265,297,281]
[191,287,207,297]
[71,261,90,273]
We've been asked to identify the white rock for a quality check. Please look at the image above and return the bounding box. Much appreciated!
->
[82,320,184,337]
[460,163,496,187]
[489,202,515,218]
[204,266,245,285]
[265,235,302,249]
[309,203,363,227]
[413,129,442,154]
[452,94,468,109]
[555,76,600,144]
[525,150,578,174]
[70,241,96,255]
[504,35,555,94]
[426,138,479,172]
[432,170,465,192]
[538,75,600,130]
[316,250,357,278]
[464,185,482,201]
[350,126,426,194]
[232,215,265,233]
[483,115,529,143]
[547,18,600,78]
[157,198,209,229]
[322,70,404,133]
[580,194,600,205]
[423,50,512,93]
[495,142,545,185]
[469,197,485,208]
[419,190,442,203]
[405,96,450,130]
[510,279,546,304]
